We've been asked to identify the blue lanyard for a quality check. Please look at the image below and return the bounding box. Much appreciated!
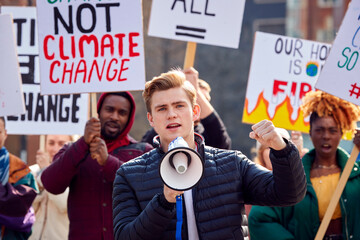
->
[176,195,183,240]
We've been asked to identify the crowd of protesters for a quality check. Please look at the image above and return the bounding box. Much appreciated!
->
[1,68,360,240]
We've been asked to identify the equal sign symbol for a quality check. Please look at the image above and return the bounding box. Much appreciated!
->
[175,25,206,39]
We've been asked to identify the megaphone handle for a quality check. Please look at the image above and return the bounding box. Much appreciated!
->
[176,195,183,240]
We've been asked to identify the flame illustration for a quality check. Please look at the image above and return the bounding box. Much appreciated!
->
[242,92,353,140]
[242,91,310,133]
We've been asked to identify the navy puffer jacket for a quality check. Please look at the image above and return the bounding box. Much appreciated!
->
[113,135,306,240]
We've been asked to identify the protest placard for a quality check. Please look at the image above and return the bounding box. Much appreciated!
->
[243,31,331,132]
[37,0,145,95]
[148,0,245,49]
[315,0,360,106]
[313,3,360,238]
[0,14,25,117]
[1,7,88,135]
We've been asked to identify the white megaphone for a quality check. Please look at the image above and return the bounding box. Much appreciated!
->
[159,137,204,191]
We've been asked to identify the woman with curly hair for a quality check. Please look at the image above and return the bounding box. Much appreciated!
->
[249,90,360,240]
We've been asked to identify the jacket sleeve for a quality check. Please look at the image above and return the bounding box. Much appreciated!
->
[0,207,35,232]
[113,167,175,240]
[47,188,69,214]
[200,111,232,149]
[102,155,123,183]
[41,137,89,194]
[249,206,294,240]
[242,139,306,206]
[0,173,37,217]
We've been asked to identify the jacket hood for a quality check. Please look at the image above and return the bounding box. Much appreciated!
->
[97,92,136,152]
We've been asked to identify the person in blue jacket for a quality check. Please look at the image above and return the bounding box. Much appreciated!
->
[112,69,307,240]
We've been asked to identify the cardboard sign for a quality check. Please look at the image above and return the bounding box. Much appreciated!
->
[315,0,360,106]
[148,0,245,49]
[37,0,145,95]
[243,32,331,132]
[0,14,25,117]
[1,7,89,135]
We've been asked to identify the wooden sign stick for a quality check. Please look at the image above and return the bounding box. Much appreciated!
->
[183,42,197,69]
[314,146,359,240]
[90,93,97,118]
[39,134,46,152]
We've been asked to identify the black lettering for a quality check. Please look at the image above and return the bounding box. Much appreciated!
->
[294,39,303,58]
[30,19,36,46]
[54,6,73,34]
[191,0,201,14]
[205,0,215,16]
[7,115,18,121]
[310,44,319,59]
[23,92,33,121]
[275,38,283,54]
[47,95,58,121]
[171,0,186,12]
[96,3,120,32]
[19,54,37,84]
[285,39,293,55]
[77,4,96,33]
[294,59,302,75]
[34,94,45,121]
[59,95,70,122]
[319,45,329,60]
[13,19,26,46]
[71,94,81,123]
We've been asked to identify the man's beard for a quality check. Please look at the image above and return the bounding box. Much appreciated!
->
[101,122,122,140]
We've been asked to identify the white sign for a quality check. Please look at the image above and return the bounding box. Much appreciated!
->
[315,0,360,105]
[0,14,25,117]
[1,7,89,135]
[37,0,145,95]
[148,0,246,49]
[243,32,331,132]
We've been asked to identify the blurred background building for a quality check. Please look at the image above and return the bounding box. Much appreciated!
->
[0,0,353,165]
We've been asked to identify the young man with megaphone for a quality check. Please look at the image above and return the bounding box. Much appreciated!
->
[112,69,307,240]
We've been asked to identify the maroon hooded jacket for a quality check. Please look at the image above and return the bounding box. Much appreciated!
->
[41,92,152,240]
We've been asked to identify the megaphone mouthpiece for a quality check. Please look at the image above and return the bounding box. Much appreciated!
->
[159,137,204,191]
[170,151,191,174]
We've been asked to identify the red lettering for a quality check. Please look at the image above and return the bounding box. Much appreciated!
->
[59,36,69,60]
[273,80,287,96]
[44,35,55,60]
[114,33,125,57]
[75,60,87,83]
[118,59,129,81]
[88,59,106,83]
[300,83,312,99]
[290,82,297,96]
[49,61,61,83]
[129,32,140,57]
[79,35,99,58]
[71,36,76,59]
[62,63,74,84]
[106,59,118,81]
[101,34,114,57]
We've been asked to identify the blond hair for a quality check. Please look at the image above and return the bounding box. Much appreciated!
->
[143,69,197,113]
[300,91,360,134]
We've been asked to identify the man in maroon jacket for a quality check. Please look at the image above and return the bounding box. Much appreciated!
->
[41,92,153,240]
